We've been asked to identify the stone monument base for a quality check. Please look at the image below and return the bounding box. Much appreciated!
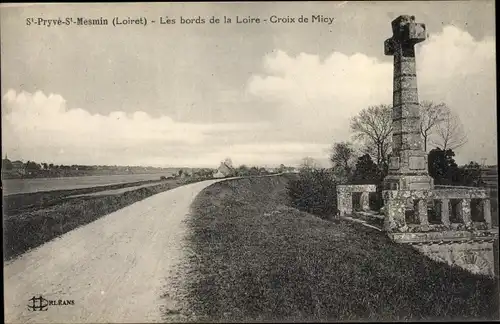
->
[383,174,434,191]
[389,230,498,277]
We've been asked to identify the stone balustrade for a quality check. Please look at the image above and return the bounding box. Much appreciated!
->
[382,187,493,233]
[337,184,377,216]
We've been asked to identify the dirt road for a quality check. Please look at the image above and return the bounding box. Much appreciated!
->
[4,178,229,323]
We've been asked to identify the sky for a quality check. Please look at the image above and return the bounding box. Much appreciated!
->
[1,1,496,168]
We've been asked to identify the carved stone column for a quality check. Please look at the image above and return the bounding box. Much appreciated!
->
[337,192,353,216]
[458,198,472,226]
[440,198,450,226]
[416,199,428,227]
[482,199,492,228]
[384,195,407,232]
[360,192,370,211]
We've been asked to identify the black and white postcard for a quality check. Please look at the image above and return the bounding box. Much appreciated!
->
[2,2,498,323]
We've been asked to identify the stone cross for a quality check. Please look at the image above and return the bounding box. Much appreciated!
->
[383,15,434,191]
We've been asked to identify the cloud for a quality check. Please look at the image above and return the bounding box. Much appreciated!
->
[3,89,204,147]
[248,50,392,121]
[418,26,496,164]
[2,26,495,167]
[2,89,324,167]
[247,25,496,165]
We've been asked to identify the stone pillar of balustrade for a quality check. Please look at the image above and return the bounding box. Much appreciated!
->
[338,192,353,216]
[360,192,370,211]
[384,194,407,232]
[416,199,428,227]
[482,198,492,228]
[458,198,472,226]
[440,198,450,226]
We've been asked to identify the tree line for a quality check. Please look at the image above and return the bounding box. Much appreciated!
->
[288,101,487,219]
[1,160,173,172]
[1,159,177,179]
[330,101,474,185]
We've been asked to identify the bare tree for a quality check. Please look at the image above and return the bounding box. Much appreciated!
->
[430,109,467,150]
[330,142,356,170]
[360,140,391,164]
[419,101,447,152]
[350,104,392,166]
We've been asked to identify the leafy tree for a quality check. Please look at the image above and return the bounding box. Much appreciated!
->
[287,167,338,220]
[249,166,260,176]
[236,165,250,176]
[25,161,41,171]
[428,148,460,185]
[258,167,268,175]
[193,168,213,179]
[330,141,356,183]
[351,154,380,185]
[350,104,392,167]
[350,154,386,210]
[458,162,485,187]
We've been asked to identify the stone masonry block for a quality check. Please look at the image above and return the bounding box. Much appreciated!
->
[400,104,420,118]
[392,105,402,119]
[389,157,400,170]
[400,60,416,74]
[432,189,488,199]
[401,76,417,90]
[393,92,402,107]
[409,156,426,170]
[401,117,420,132]
[400,56,416,64]
[392,134,402,150]
[400,89,418,103]
[400,134,423,150]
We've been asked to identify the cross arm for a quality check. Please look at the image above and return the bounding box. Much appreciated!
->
[384,37,396,56]
[408,22,427,44]
[389,15,427,45]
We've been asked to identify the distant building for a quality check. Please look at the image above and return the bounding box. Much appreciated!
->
[213,161,235,178]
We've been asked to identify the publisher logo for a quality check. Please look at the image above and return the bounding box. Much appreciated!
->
[27,295,75,311]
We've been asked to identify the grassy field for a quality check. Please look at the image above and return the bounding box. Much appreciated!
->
[3,179,187,261]
[3,179,166,216]
[2,172,177,195]
[181,175,499,322]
